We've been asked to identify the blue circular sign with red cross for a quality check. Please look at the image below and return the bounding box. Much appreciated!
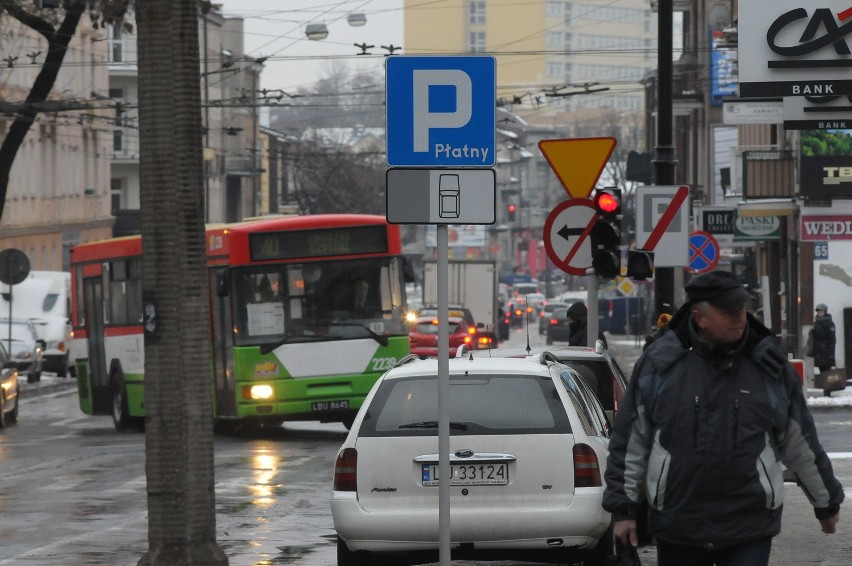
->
[686,230,720,274]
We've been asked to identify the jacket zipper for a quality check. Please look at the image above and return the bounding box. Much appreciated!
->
[732,399,739,449]
[693,395,700,448]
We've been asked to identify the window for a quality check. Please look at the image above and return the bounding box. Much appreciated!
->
[109,87,124,99]
[546,32,562,48]
[113,129,122,152]
[106,259,142,325]
[469,31,486,53]
[361,373,572,436]
[469,0,485,24]
[546,1,563,17]
[546,61,563,77]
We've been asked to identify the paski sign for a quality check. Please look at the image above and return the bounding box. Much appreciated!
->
[739,1,852,97]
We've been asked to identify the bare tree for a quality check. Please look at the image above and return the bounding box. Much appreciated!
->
[135,0,225,563]
[289,138,385,215]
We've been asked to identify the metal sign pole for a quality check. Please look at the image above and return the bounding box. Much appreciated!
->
[437,224,451,565]
[587,270,599,346]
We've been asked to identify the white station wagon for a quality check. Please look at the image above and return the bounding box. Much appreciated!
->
[331,352,613,565]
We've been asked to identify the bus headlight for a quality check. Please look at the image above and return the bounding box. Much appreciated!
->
[243,384,274,400]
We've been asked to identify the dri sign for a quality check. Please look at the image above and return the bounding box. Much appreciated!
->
[386,56,495,167]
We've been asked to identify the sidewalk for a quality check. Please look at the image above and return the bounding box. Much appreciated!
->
[605,337,852,411]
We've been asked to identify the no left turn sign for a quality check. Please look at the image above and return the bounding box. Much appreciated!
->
[543,199,597,276]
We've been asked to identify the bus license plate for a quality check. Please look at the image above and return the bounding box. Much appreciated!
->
[421,463,509,486]
[311,400,349,411]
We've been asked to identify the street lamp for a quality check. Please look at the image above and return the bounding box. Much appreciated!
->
[347,12,367,27]
[305,23,329,41]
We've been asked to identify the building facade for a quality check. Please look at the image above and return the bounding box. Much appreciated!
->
[0,14,112,271]
[108,5,262,230]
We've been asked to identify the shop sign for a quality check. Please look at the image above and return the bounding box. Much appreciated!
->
[800,215,852,241]
[734,213,781,241]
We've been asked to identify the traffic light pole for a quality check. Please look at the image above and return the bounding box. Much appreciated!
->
[587,270,599,347]
[653,0,677,318]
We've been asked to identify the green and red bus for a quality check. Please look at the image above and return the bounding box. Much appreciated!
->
[70,214,412,431]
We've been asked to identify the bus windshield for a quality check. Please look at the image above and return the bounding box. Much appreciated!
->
[231,257,407,346]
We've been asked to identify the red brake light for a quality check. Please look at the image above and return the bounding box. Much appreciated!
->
[468,326,477,334]
[549,318,558,325]
[573,444,602,487]
[334,448,358,492]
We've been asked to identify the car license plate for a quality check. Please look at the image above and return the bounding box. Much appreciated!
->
[421,463,509,486]
[311,400,349,411]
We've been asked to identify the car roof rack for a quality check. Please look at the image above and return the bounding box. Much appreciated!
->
[537,351,560,366]
[394,354,420,367]
[455,344,471,358]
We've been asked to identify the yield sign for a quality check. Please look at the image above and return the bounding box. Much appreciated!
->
[686,231,720,274]
[538,137,617,198]
[542,199,598,276]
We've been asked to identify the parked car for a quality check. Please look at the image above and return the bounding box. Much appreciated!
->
[476,343,628,423]
[538,301,569,335]
[408,315,474,358]
[0,340,20,427]
[0,318,45,383]
[332,354,614,566]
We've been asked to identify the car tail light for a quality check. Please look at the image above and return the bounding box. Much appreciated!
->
[334,448,358,492]
[573,444,602,487]
[515,309,522,316]
[463,336,471,344]
[549,318,559,325]
[468,326,477,334]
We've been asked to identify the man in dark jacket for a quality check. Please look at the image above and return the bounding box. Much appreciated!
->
[603,271,842,566]
[565,301,607,348]
[812,303,836,373]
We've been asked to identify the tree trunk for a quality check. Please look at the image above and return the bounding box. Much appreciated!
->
[135,0,226,564]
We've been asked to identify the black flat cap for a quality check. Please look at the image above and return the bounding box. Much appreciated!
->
[685,271,752,310]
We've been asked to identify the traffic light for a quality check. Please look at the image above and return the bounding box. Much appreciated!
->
[590,188,621,279]
[627,250,654,280]
[507,203,517,222]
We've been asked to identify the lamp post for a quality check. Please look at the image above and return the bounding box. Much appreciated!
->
[653,0,677,316]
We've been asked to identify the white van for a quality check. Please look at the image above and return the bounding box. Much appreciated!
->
[0,271,74,377]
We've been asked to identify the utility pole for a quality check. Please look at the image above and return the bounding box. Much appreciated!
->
[653,0,677,316]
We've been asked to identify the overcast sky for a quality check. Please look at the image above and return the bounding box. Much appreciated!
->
[216,0,404,93]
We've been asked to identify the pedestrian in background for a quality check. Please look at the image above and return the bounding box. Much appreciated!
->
[812,303,836,374]
[565,301,607,349]
[603,271,843,566]
[642,312,672,351]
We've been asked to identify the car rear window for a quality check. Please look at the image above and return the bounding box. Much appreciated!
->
[414,321,462,334]
[358,374,572,437]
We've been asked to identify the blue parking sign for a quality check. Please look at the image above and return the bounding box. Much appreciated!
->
[386,56,496,167]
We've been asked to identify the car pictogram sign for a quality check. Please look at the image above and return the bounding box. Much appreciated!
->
[538,137,617,198]
[542,199,598,276]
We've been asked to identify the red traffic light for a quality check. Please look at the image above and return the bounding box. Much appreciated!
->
[594,190,620,215]
[508,204,517,213]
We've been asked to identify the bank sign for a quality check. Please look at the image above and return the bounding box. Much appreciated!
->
[739,1,852,97]
[386,56,496,167]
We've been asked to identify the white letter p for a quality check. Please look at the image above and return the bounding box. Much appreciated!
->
[412,69,472,153]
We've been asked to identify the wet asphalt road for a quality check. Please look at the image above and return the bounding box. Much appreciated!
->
[2,329,851,565]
